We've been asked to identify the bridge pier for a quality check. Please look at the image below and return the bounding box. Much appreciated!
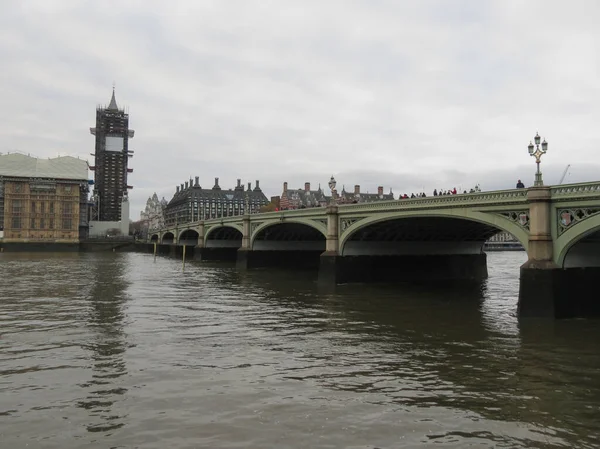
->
[520,262,600,318]
[236,215,252,269]
[518,188,559,317]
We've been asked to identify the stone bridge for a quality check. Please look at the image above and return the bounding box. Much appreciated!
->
[149,182,600,318]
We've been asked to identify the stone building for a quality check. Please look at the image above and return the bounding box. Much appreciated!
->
[140,192,167,231]
[487,231,519,242]
[0,153,89,242]
[338,185,395,203]
[279,182,329,210]
[164,177,269,226]
[279,182,394,209]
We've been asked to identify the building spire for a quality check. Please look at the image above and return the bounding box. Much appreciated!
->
[108,84,118,110]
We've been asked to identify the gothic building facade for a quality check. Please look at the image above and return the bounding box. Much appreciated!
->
[140,193,167,231]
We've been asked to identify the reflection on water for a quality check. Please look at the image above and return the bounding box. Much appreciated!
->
[1,251,599,448]
[77,255,129,433]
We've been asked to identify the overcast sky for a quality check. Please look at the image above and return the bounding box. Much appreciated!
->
[1,0,599,218]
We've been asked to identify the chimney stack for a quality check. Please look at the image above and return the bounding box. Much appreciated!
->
[185,181,189,189]
[237,179,241,188]
[194,176,199,187]
[248,182,251,191]
[283,181,288,192]
[378,186,384,196]
[180,183,184,191]
[354,185,360,194]
[176,185,180,193]
[305,182,310,192]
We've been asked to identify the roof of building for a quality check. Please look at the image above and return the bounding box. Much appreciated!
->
[0,153,89,180]
[166,180,269,208]
[283,188,330,206]
[107,88,119,111]
[339,189,395,202]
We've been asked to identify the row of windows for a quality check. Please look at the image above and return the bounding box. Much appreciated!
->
[10,184,72,193]
[11,201,75,214]
[11,218,72,230]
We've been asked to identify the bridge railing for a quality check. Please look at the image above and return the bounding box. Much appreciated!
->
[152,182,600,236]
[551,181,600,199]
[339,188,528,212]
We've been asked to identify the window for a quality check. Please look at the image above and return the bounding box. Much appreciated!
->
[31,218,36,229]
[62,218,72,230]
[14,184,22,193]
[64,186,72,193]
[40,218,45,229]
[12,217,20,229]
[12,200,22,213]
[49,202,54,213]
[49,218,54,229]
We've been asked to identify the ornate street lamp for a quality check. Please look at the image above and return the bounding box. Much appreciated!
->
[528,132,548,186]
[328,175,337,204]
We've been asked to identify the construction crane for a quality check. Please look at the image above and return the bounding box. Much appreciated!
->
[559,164,571,184]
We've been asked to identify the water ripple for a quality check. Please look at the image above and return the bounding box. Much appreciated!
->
[1,251,599,448]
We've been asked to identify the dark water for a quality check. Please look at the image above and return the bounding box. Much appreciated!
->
[1,251,599,448]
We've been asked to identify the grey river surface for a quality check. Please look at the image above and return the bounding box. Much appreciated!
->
[1,251,600,448]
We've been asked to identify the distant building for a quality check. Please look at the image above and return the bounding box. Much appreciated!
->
[270,196,281,210]
[487,231,518,242]
[338,185,395,203]
[164,177,269,226]
[0,153,89,242]
[279,182,329,210]
[140,193,167,230]
[88,88,134,236]
[339,185,394,203]
[279,181,394,209]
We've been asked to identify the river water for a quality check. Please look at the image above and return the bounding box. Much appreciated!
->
[1,251,599,448]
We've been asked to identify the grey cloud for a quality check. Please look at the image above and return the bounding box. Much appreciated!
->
[0,0,598,216]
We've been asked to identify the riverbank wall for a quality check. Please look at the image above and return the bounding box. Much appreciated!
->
[0,241,138,252]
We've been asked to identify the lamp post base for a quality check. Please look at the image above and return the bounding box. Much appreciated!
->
[534,172,544,187]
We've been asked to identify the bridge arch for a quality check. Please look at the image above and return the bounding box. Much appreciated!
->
[162,232,175,244]
[205,225,243,248]
[251,220,327,251]
[555,214,600,268]
[150,234,159,242]
[339,210,529,256]
[179,229,199,245]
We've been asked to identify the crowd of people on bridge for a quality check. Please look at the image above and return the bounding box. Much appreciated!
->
[280,181,523,208]
[397,184,483,199]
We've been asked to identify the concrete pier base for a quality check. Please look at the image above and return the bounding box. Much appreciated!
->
[237,249,323,270]
[195,247,238,262]
[519,263,600,318]
[318,252,343,286]
[318,253,488,285]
